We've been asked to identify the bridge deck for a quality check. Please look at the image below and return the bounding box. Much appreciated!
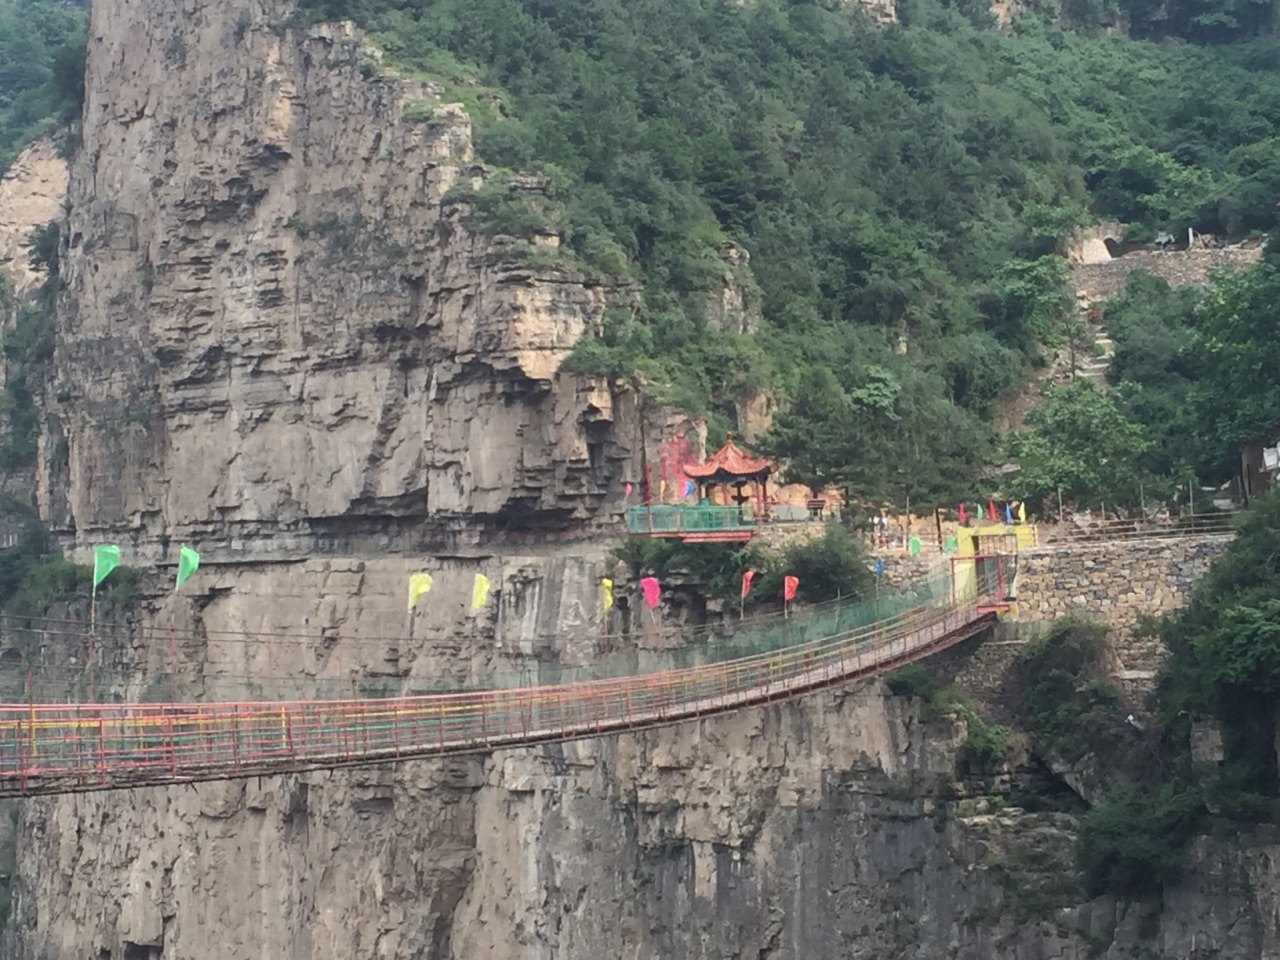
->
[0,605,994,798]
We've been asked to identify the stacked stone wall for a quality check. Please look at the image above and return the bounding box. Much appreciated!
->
[1014,535,1232,681]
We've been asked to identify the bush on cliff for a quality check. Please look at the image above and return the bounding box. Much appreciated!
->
[615,522,873,608]
[1076,782,1205,899]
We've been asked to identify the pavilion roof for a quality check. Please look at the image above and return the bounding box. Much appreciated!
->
[683,434,775,481]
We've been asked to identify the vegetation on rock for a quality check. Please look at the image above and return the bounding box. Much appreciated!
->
[295,0,1280,508]
[0,0,86,169]
[1025,494,1280,899]
[615,522,873,607]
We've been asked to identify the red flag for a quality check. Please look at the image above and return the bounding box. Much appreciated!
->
[783,575,799,602]
[987,500,997,522]
[640,576,661,610]
[741,570,755,599]
[958,503,966,524]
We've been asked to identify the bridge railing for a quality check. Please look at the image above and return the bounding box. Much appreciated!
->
[625,505,755,536]
[0,595,994,795]
[1040,511,1236,545]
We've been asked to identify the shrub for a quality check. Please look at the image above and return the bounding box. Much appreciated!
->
[1076,783,1204,899]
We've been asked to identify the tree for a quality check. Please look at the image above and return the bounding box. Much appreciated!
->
[1189,262,1280,447]
[1010,380,1156,511]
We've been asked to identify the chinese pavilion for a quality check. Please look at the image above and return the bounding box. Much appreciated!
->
[625,435,776,542]
[682,434,776,519]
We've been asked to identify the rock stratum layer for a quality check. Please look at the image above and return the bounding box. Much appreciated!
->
[39,0,673,561]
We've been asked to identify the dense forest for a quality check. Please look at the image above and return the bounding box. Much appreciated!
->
[290,0,1280,511]
[0,0,86,169]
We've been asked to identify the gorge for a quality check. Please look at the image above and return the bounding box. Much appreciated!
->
[1,0,1280,958]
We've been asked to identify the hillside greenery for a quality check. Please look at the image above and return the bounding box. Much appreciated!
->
[0,0,87,170]
[1069,493,1280,898]
[1010,250,1280,513]
[291,0,1280,509]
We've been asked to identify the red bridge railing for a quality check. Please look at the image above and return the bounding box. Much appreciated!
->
[0,602,994,797]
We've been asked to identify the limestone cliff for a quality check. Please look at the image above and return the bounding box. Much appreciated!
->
[6,2,1280,959]
[0,140,68,299]
[38,1,680,562]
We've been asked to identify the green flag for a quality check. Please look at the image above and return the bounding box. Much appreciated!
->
[175,544,200,591]
[92,544,120,591]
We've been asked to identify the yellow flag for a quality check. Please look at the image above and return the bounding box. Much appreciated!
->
[471,573,491,610]
[1017,501,1027,524]
[602,578,614,615]
[408,572,433,611]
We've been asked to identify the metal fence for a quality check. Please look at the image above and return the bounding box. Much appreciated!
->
[0,601,994,797]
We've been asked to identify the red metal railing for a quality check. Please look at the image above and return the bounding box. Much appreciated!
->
[0,602,995,798]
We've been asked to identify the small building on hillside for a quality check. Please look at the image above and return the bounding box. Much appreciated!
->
[1240,433,1280,502]
[682,434,775,515]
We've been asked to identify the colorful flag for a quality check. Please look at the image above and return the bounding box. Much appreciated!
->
[958,503,966,524]
[660,479,667,500]
[471,573,491,610]
[175,545,200,591]
[408,572,433,611]
[1017,501,1026,523]
[640,576,661,610]
[625,482,633,498]
[783,575,799,602]
[684,480,695,499]
[874,559,885,579]
[987,501,997,522]
[602,578,614,615]
[741,570,755,599]
[92,544,120,591]
[908,536,921,556]
[944,536,957,554]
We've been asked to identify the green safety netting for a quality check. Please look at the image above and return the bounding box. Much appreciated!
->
[625,505,754,533]
[2,565,969,704]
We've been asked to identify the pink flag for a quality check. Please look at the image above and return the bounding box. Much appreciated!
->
[641,576,661,610]
[625,482,633,498]
[958,503,966,524]
[741,570,755,599]
[783,575,799,602]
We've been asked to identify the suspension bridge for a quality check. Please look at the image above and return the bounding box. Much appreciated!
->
[0,572,1006,799]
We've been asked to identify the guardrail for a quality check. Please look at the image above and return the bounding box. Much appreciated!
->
[0,601,996,797]
[1040,512,1236,545]
[626,505,756,536]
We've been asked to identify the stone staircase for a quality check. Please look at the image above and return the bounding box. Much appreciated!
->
[1074,326,1114,386]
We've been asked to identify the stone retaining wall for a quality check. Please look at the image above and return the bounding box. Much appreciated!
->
[1014,534,1232,681]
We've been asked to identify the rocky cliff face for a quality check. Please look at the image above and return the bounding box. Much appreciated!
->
[38,0,680,563]
[0,139,68,299]
[10,666,1280,960]
[5,2,1280,959]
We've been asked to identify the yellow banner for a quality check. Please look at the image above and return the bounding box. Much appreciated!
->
[602,578,614,615]
[471,573,491,610]
[408,572,433,611]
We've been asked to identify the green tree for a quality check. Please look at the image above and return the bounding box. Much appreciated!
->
[1010,380,1156,510]
[1189,262,1280,447]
